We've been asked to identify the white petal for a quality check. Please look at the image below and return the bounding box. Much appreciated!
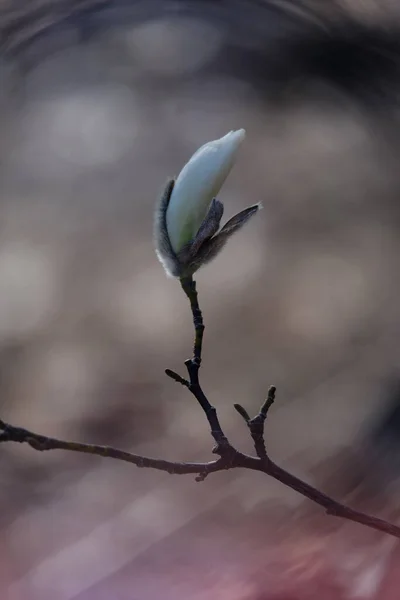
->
[166,129,245,252]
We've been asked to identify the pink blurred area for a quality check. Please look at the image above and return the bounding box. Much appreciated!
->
[2,2,400,599]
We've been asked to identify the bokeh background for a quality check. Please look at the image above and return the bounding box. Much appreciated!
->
[2,1,400,598]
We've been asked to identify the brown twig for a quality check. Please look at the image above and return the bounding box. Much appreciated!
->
[167,276,229,451]
[1,276,400,540]
[1,416,400,537]
[235,385,276,458]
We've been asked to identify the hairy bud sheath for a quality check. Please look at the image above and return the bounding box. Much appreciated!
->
[154,129,261,278]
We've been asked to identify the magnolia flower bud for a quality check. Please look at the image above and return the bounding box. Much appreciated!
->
[166,129,245,253]
[154,129,261,278]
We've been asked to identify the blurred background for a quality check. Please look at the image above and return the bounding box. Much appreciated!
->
[3,1,400,598]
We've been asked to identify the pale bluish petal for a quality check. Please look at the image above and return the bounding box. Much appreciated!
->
[166,129,245,252]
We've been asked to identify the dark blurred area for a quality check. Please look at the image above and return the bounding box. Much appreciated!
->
[2,1,400,599]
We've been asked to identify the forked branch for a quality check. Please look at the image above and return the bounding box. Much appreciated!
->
[1,276,400,539]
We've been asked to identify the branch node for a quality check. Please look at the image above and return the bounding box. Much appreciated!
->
[27,437,48,451]
[212,440,234,459]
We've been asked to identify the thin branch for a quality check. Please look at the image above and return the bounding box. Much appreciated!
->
[250,458,400,539]
[165,369,189,387]
[183,357,230,451]
[260,385,276,417]
[236,386,276,458]
[177,276,229,450]
[1,278,400,542]
[1,417,400,538]
[0,419,223,476]
[180,276,204,364]
[249,385,276,458]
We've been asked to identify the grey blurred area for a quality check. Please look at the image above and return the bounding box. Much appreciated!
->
[2,1,400,599]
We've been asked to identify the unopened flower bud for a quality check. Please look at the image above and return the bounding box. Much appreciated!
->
[155,129,261,278]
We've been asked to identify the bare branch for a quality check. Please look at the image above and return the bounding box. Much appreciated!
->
[1,416,400,538]
[0,419,224,477]
[1,277,400,542]
[245,385,277,458]
[1,413,400,538]
[175,276,229,451]
[180,276,204,364]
